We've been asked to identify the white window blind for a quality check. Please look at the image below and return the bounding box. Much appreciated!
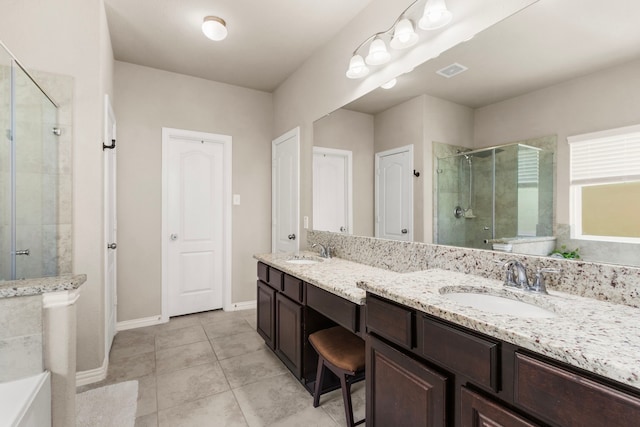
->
[518,147,539,185]
[568,125,640,185]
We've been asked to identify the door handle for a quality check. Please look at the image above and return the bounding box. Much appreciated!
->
[401,229,408,234]
[170,233,178,241]
[15,249,30,256]
[340,226,346,232]
[107,243,117,250]
[288,234,296,240]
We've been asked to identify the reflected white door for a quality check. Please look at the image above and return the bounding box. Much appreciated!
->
[163,128,231,317]
[103,94,117,355]
[313,147,352,233]
[272,128,300,253]
[375,145,413,241]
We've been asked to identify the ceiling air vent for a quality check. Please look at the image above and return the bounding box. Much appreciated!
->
[436,62,468,78]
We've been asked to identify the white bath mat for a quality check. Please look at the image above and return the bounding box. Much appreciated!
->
[76,380,138,427]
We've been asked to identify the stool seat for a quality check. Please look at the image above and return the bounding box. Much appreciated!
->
[309,326,365,427]
[308,326,365,372]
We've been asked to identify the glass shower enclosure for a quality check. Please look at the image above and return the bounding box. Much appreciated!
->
[436,143,554,250]
[0,42,60,280]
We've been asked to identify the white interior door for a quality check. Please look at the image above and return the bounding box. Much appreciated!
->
[103,95,117,356]
[313,147,352,234]
[162,128,231,318]
[375,145,413,241]
[272,128,300,253]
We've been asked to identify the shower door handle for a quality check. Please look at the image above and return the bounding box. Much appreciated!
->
[15,249,30,256]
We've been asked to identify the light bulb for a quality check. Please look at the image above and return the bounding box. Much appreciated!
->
[390,18,418,50]
[419,0,452,30]
[365,38,391,65]
[381,78,397,89]
[346,54,369,79]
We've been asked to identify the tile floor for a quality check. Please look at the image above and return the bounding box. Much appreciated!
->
[77,309,365,427]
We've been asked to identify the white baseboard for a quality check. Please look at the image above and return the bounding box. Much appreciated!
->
[116,315,164,331]
[226,300,256,311]
[76,356,108,386]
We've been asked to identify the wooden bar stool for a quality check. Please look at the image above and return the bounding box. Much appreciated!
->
[309,326,365,427]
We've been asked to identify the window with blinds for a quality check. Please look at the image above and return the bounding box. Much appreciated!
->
[568,124,640,242]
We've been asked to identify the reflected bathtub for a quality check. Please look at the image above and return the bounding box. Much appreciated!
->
[0,371,50,427]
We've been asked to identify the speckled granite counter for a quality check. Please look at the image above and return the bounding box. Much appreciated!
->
[0,274,87,298]
[255,252,639,390]
[357,268,640,390]
[254,252,397,305]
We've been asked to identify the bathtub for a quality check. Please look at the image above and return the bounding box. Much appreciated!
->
[0,371,51,427]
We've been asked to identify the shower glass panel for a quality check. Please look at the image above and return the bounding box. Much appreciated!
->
[436,143,553,250]
[0,43,59,280]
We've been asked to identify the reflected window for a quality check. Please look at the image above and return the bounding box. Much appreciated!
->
[568,125,640,242]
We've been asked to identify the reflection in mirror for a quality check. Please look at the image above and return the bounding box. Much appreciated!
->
[435,137,555,253]
[312,0,640,266]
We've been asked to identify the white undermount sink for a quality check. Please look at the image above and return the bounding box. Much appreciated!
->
[442,292,557,318]
[286,256,323,265]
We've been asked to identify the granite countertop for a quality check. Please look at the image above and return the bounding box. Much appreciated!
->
[0,274,87,298]
[357,268,640,390]
[254,252,640,390]
[254,252,397,305]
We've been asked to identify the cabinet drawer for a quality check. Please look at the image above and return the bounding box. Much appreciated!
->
[282,274,303,303]
[419,316,499,392]
[366,295,413,349]
[257,262,269,283]
[514,353,640,427]
[267,268,283,291]
[461,387,539,427]
[306,284,358,332]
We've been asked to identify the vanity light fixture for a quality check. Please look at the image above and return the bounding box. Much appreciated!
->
[419,0,453,30]
[390,18,419,50]
[346,54,369,79]
[345,0,453,79]
[366,38,391,65]
[380,78,397,89]
[202,16,228,41]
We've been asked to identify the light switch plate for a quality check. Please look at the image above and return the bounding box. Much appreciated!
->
[303,216,309,229]
[233,194,240,205]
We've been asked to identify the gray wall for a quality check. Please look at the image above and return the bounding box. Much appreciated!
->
[114,61,273,321]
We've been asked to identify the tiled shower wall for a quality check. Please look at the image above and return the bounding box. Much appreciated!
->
[0,66,73,279]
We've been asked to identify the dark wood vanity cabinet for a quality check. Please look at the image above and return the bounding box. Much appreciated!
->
[275,292,303,377]
[256,261,365,393]
[257,262,303,377]
[365,293,640,427]
[367,334,448,427]
[256,280,276,349]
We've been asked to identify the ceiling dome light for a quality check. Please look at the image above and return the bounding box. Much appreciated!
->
[390,18,418,50]
[365,38,391,66]
[419,0,453,31]
[381,78,397,89]
[346,54,370,79]
[202,16,228,41]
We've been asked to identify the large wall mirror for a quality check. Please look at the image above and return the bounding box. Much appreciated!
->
[312,0,640,267]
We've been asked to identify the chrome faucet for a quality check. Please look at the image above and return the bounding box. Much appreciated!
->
[502,259,529,289]
[312,243,332,258]
[501,259,561,295]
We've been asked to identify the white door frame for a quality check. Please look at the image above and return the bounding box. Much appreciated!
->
[375,144,414,241]
[312,146,353,234]
[103,94,117,364]
[161,127,232,321]
[272,127,300,253]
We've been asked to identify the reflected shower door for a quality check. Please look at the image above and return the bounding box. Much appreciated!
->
[12,63,58,279]
[0,51,10,280]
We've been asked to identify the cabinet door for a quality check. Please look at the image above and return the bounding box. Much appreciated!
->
[366,335,448,427]
[461,387,539,427]
[276,293,303,378]
[257,280,276,349]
